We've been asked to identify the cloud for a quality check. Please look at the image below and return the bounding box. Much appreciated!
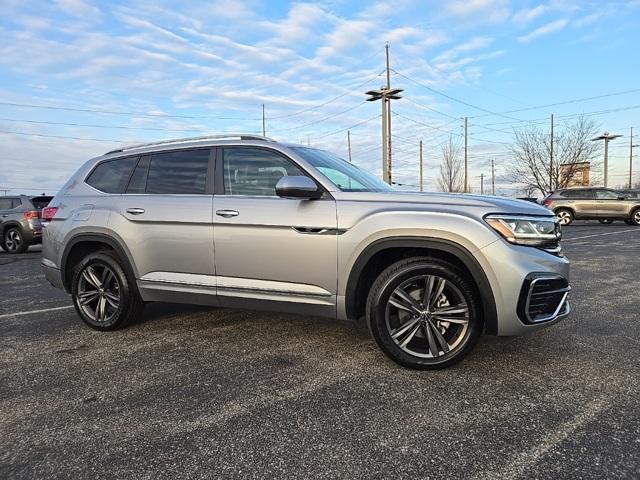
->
[444,0,510,23]
[54,0,101,18]
[517,18,569,43]
[512,5,548,25]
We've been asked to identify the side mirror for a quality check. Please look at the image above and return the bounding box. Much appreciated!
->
[275,176,323,200]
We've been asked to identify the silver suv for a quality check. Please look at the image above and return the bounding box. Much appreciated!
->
[42,135,570,369]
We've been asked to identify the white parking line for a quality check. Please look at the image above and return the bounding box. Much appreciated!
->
[563,228,639,242]
[0,305,74,319]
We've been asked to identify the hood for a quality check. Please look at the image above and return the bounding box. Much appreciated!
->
[336,191,552,216]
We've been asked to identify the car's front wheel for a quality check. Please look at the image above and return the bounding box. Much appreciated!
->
[2,227,28,253]
[71,251,144,330]
[366,257,483,370]
[555,209,574,226]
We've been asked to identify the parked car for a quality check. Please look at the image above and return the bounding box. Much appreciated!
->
[41,135,570,369]
[0,195,52,253]
[542,187,640,225]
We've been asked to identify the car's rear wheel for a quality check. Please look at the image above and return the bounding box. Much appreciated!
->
[555,209,574,226]
[598,218,614,224]
[366,257,483,370]
[2,227,28,254]
[630,209,640,226]
[71,252,144,330]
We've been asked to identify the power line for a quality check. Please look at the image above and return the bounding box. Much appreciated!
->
[392,69,526,123]
[0,129,117,143]
[0,117,204,133]
[468,87,640,118]
[270,101,368,133]
[311,114,381,141]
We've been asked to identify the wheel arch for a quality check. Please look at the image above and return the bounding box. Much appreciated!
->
[345,237,498,334]
[61,233,137,292]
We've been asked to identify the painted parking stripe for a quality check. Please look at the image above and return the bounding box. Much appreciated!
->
[0,305,74,319]
[563,228,640,242]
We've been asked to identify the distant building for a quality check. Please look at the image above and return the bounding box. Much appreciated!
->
[560,161,590,187]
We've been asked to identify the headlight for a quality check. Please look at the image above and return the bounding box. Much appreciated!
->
[485,214,562,249]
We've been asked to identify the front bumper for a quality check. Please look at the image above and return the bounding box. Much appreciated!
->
[478,239,571,336]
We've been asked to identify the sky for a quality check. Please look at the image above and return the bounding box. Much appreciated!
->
[1,0,639,196]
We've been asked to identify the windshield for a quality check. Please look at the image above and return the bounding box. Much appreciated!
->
[291,147,394,192]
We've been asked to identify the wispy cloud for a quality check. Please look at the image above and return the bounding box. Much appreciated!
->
[517,18,569,43]
[512,5,548,25]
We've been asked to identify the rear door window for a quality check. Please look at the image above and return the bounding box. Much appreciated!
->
[561,189,592,199]
[86,157,137,193]
[0,198,15,210]
[146,149,210,194]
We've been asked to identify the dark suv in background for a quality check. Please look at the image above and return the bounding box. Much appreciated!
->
[543,188,640,225]
[0,195,52,253]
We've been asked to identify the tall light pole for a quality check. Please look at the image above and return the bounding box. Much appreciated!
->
[491,159,495,195]
[419,140,424,192]
[592,131,622,187]
[550,114,554,191]
[629,127,639,189]
[479,173,485,195]
[262,104,266,136]
[464,117,468,192]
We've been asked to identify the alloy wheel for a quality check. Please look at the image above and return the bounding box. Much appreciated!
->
[77,264,121,324]
[635,210,640,224]
[385,274,469,359]
[5,230,22,252]
[556,211,572,225]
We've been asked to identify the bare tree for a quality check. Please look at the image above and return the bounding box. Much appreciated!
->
[438,136,464,192]
[505,115,601,195]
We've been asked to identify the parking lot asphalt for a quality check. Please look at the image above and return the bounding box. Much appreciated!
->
[1,222,639,479]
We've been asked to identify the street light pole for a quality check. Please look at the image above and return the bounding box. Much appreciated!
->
[592,132,622,188]
[630,127,639,189]
[419,140,423,192]
[365,44,403,185]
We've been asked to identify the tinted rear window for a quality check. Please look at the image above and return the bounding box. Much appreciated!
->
[29,196,53,209]
[86,157,137,193]
[0,198,16,210]
[146,149,210,194]
[559,189,591,199]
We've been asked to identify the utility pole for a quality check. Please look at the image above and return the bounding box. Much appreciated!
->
[419,140,423,192]
[365,43,403,184]
[464,117,468,193]
[550,114,554,191]
[347,130,352,163]
[479,173,485,195]
[491,159,495,195]
[262,104,266,136]
[592,131,622,187]
[629,127,639,189]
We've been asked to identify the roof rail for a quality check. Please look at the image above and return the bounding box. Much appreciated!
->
[104,134,275,155]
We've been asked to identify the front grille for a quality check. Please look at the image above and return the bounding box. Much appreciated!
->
[518,276,570,324]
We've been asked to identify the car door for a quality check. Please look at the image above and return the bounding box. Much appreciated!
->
[594,189,626,218]
[108,148,216,302]
[212,146,338,318]
[569,189,597,217]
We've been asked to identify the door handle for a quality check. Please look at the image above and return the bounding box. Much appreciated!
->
[216,209,239,218]
[126,208,146,215]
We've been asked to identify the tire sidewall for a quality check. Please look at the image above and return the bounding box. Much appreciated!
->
[367,259,482,370]
[630,208,640,226]
[71,252,133,331]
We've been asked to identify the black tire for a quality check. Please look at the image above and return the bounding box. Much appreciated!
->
[71,251,144,331]
[598,218,614,224]
[366,257,483,370]
[2,227,28,254]
[555,208,574,226]
[624,219,633,225]
[630,208,640,226]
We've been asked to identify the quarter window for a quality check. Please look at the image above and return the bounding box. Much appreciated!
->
[145,149,210,194]
[86,157,137,193]
[223,148,305,196]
